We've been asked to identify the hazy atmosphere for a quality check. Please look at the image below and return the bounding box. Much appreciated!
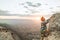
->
[0,0,60,40]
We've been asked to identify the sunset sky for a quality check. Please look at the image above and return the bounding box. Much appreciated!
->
[0,0,60,16]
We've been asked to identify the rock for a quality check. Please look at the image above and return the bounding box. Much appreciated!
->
[0,26,21,40]
[0,26,14,40]
[48,13,60,40]
[0,32,14,40]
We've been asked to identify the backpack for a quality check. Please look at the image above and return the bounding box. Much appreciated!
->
[41,26,50,37]
[41,26,47,34]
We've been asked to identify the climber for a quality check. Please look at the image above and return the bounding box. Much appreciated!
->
[40,16,50,38]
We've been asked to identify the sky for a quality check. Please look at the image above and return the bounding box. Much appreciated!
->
[0,0,60,16]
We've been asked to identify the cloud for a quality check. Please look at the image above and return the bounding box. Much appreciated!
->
[26,2,41,7]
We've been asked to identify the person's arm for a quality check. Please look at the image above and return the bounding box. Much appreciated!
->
[45,19,50,24]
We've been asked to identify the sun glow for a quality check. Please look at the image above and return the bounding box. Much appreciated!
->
[33,17,41,23]
[35,17,40,21]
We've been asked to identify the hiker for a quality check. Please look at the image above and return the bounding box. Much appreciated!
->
[40,16,50,40]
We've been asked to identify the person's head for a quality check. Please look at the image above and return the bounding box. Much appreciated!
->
[41,16,45,21]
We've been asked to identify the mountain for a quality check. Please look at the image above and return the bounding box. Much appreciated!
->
[48,13,60,40]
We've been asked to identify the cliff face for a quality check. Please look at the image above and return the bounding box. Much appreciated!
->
[48,13,60,40]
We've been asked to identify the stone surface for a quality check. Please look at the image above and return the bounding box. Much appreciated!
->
[0,26,21,40]
[0,32,14,40]
[48,13,60,40]
[0,26,14,40]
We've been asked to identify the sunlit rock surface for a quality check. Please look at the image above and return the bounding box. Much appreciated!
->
[0,26,21,40]
[48,13,60,40]
[0,32,14,40]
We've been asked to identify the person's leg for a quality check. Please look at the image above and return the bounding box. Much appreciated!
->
[41,37,44,40]
[44,37,48,40]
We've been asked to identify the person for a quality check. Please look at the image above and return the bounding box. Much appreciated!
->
[40,16,50,40]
